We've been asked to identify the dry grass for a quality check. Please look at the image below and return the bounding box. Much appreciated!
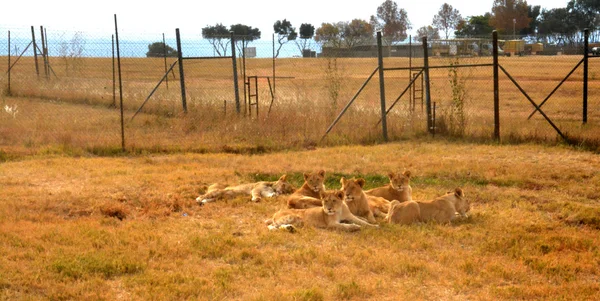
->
[1,55,599,157]
[1,141,599,300]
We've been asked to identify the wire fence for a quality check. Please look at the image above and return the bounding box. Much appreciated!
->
[1,25,599,157]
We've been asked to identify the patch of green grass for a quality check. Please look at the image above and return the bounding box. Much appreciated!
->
[50,252,145,279]
[291,287,325,301]
[335,280,367,300]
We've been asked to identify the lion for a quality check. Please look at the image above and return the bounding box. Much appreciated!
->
[365,170,412,203]
[340,177,389,224]
[266,190,378,232]
[385,200,421,225]
[286,170,327,209]
[416,187,470,224]
[196,174,295,205]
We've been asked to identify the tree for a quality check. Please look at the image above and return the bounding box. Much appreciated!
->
[432,3,462,39]
[202,23,231,56]
[230,24,261,56]
[294,23,315,55]
[455,14,494,37]
[315,22,342,48]
[370,0,411,45]
[341,19,374,48]
[567,0,600,32]
[414,25,440,42]
[146,42,178,58]
[490,0,531,37]
[273,19,297,58]
[521,5,541,36]
[538,8,579,44]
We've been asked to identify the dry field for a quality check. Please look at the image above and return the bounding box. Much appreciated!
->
[1,140,599,300]
[1,55,600,157]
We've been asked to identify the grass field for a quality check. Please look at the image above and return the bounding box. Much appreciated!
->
[2,55,600,157]
[1,140,599,300]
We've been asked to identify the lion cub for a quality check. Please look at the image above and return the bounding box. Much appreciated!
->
[266,190,378,232]
[340,177,389,224]
[416,187,470,224]
[365,170,412,203]
[286,170,327,209]
[387,188,469,225]
[196,175,295,205]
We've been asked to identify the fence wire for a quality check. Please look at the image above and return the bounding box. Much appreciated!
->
[1,26,598,156]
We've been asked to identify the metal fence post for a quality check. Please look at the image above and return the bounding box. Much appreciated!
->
[231,32,241,114]
[376,32,388,141]
[30,26,39,78]
[175,28,187,113]
[493,30,500,140]
[583,28,588,124]
[7,30,11,95]
[114,14,125,151]
[422,36,433,134]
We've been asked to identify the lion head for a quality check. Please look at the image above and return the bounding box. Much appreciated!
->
[321,190,345,216]
[389,170,411,191]
[304,170,325,193]
[273,174,295,195]
[442,187,470,217]
[340,177,365,203]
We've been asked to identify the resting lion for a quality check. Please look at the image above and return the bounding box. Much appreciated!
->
[286,170,327,209]
[266,190,378,232]
[340,177,389,224]
[416,187,470,224]
[196,174,295,205]
[365,170,412,203]
[385,200,421,225]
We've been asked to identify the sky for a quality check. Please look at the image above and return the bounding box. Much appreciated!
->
[1,0,572,40]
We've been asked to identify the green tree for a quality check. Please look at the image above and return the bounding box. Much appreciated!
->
[315,22,342,48]
[521,5,541,36]
[538,8,579,44]
[414,25,440,42]
[370,0,411,45]
[201,23,231,56]
[146,42,178,58]
[455,14,494,37]
[490,0,531,37]
[230,24,261,56]
[567,0,600,32]
[273,19,297,58]
[295,23,315,55]
[432,3,462,39]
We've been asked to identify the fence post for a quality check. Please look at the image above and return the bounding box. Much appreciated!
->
[376,32,388,142]
[231,32,240,114]
[422,36,432,134]
[114,14,125,152]
[30,26,39,78]
[493,30,500,140]
[40,26,48,79]
[7,31,11,95]
[175,28,187,113]
[583,28,588,124]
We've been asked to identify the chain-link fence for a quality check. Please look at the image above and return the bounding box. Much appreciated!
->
[1,25,599,157]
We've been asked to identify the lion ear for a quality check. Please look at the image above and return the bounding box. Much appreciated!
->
[388,172,395,179]
[318,170,325,177]
[336,190,345,200]
[403,170,411,178]
[340,177,346,185]
[356,178,365,188]
[303,173,309,181]
[279,174,287,181]
[455,187,464,197]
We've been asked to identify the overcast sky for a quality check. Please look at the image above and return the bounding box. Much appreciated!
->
[1,0,571,38]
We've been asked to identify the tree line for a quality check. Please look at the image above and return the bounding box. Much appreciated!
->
[147,0,600,57]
